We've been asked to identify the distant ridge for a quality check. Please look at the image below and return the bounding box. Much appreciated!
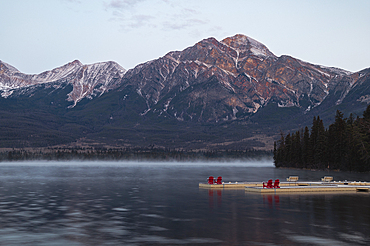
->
[0,59,126,107]
[0,34,369,150]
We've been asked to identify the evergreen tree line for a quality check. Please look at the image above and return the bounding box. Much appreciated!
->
[274,106,370,172]
[0,147,272,162]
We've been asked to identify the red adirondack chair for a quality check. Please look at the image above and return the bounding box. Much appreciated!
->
[273,179,280,188]
[263,179,273,188]
[207,176,214,184]
[216,176,222,184]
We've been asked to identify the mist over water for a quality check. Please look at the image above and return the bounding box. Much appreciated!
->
[0,158,275,167]
[0,160,369,245]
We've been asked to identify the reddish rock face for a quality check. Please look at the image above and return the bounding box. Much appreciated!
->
[121,34,355,122]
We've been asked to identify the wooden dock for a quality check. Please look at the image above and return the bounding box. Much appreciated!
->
[199,180,370,193]
[245,185,369,194]
[199,181,316,189]
[199,182,261,189]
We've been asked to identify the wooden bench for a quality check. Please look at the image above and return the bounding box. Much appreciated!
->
[321,176,333,182]
[286,176,299,182]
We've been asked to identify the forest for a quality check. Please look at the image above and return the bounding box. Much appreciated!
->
[274,105,370,172]
[0,147,271,162]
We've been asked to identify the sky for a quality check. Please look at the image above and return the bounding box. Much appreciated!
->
[1,0,369,74]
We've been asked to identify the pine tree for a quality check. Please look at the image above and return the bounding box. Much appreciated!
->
[331,110,347,169]
[284,133,292,164]
[314,118,327,169]
[354,106,370,171]
[363,105,370,120]
[291,131,302,167]
[274,106,370,172]
[275,131,286,167]
[345,115,360,171]
[309,116,322,168]
[301,126,310,167]
[273,141,277,163]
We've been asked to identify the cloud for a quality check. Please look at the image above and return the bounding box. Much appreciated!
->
[60,0,82,4]
[105,0,153,30]
[127,15,156,28]
[105,0,145,10]
[105,0,212,32]
[162,18,207,31]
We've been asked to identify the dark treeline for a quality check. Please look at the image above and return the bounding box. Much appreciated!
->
[274,106,370,172]
[0,147,272,162]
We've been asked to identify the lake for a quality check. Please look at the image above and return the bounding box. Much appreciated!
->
[0,160,369,245]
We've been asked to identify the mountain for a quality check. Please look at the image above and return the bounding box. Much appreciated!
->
[0,60,126,107]
[0,34,369,150]
[120,34,356,122]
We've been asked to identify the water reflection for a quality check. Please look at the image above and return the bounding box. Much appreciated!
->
[0,161,369,245]
[263,194,280,209]
[208,189,222,209]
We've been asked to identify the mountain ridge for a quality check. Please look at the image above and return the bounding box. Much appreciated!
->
[0,34,369,150]
[117,34,363,123]
[0,34,362,112]
[0,59,126,107]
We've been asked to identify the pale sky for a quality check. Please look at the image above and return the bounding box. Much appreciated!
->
[1,0,369,74]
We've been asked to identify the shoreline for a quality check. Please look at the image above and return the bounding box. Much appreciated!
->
[0,147,273,162]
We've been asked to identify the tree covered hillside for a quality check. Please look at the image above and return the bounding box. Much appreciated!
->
[274,106,370,172]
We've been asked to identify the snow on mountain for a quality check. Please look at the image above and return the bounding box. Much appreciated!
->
[221,34,276,58]
[0,60,126,106]
[0,60,20,73]
[66,61,126,107]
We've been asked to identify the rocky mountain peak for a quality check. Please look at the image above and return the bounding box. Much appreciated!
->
[221,34,276,58]
[120,34,364,123]
[66,60,126,107]
[71,59,83,66]
[82,61,125,73]
[0,60,21,74]
[0,59,126,106]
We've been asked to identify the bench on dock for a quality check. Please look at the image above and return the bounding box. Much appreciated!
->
[263,179,273,188]
[263,179,280,188]
[216,176,222,184]
[321,176,333,182]
[286,176,299,182]
[206,176,222,185]
[207,176,214,184]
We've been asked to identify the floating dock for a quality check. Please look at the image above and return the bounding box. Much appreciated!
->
[199,179,370,193]
[199,181,322,189]
[245,185,369,194]
[199,182,261,189]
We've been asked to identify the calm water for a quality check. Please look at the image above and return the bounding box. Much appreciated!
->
[0,160,369,245]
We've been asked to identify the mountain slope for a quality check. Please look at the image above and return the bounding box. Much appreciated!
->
[0,60,126,107]
[0,34,369,150]
[117,34,359,125]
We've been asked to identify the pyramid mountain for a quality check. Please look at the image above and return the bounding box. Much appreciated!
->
[0,34,369,150]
